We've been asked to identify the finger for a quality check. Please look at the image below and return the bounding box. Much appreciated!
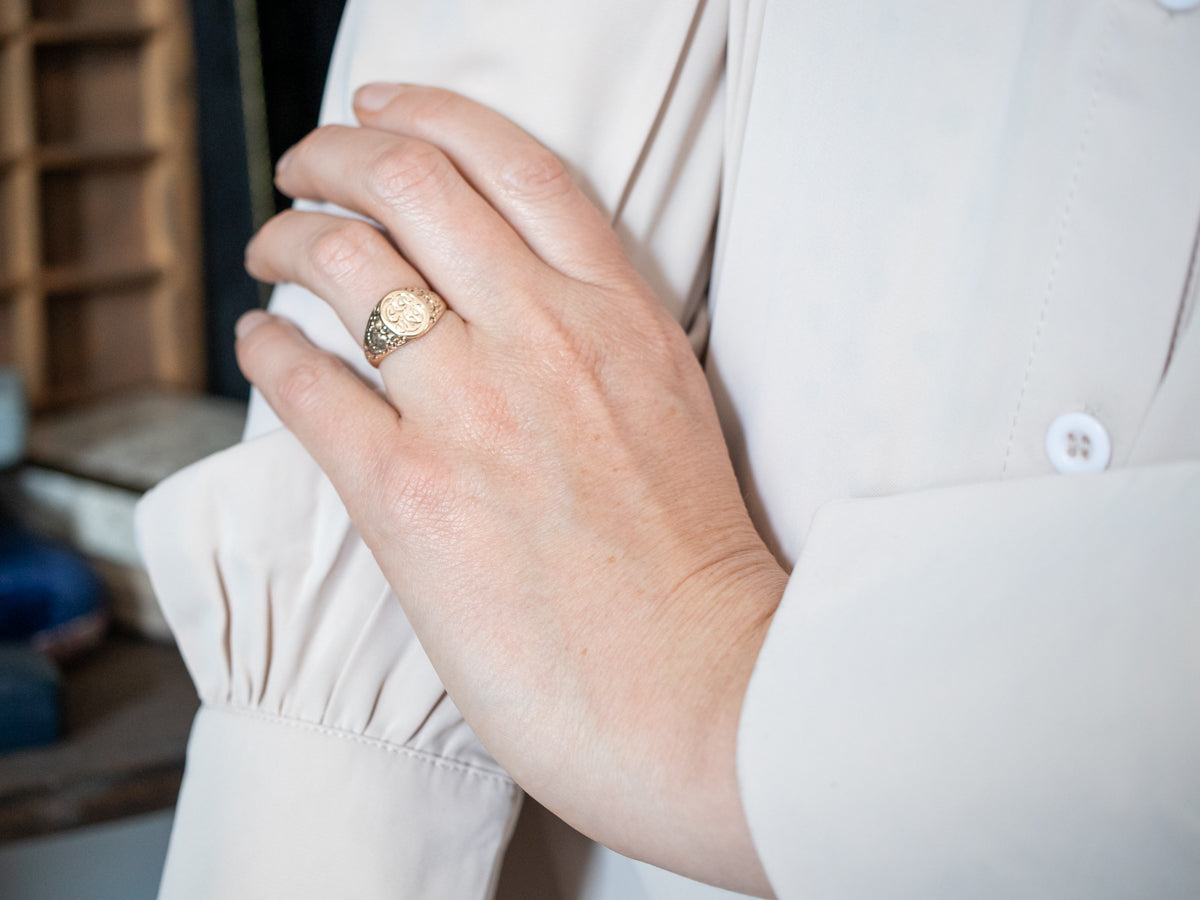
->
[247,209,423,329]
[274,124,538,323]
[245,209,473,411]
[353,84,630,289]
[234,310,405,509]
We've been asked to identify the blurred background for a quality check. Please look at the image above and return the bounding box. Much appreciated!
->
[0,0,344,895]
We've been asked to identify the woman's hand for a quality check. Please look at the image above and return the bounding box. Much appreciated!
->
[236,83,785,897]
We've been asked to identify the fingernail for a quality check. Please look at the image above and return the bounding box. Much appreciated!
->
[355,82,405,113]
[236,310,270,339]
[276,145,296,175]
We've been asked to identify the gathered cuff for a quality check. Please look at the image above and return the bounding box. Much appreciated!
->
[160,704,521,900]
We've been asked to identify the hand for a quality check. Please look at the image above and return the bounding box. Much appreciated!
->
[236,83,786,896]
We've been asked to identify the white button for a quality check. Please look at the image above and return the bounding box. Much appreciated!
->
[1046,412,1111,474]
[1158,0,1199,11]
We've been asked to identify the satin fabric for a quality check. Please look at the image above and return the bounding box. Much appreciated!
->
[139,0,1200,896]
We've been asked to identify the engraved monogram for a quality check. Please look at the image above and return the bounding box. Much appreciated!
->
[380,289,437,338]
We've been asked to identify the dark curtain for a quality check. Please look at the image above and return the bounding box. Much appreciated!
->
[257,0,349,213]
[191,0,346,400]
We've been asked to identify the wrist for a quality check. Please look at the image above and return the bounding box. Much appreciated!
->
[568,542,786,896]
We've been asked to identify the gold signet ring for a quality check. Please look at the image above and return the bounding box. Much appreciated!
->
[363,287,447,367]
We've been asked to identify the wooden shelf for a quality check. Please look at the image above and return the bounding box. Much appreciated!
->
[37,142,158,170]
[0,635,196,842]
[29,22,155,46]
[42,263,162,295]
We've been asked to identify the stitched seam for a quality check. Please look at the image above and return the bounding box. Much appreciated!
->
[201,702,516,789]
[1161,207,1200,378]
[1002,4,1117,475]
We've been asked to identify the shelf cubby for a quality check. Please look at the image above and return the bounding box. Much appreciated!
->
[34,42,145,145]
[40,166,149,270]
[44,286,155,399]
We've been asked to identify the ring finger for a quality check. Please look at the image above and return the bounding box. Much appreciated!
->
[246,208,471,412]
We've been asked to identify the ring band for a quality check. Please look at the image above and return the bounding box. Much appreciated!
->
[363,287,447,367]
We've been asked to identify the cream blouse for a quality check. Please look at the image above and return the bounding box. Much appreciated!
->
[139,0,1200,896]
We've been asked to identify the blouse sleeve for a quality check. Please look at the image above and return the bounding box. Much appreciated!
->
[738,461,1200,899]
[147,1,729,897]
[138,430,520,899]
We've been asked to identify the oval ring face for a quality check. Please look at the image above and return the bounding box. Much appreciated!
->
[380,289,438,339]
[361,287,445,367]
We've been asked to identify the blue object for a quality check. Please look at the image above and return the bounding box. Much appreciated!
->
[0,642,60,752]
[0,517,107,657]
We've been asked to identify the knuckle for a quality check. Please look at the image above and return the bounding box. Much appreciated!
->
[365,140,454,207]
[306,220,384,283]
[274,353,344,417]
[401,87,458,133]
[499,147,574,201]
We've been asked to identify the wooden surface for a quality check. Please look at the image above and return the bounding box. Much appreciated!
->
[0,635,197,842]
[0,0,203,409]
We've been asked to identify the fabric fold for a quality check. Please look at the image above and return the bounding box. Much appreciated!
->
[137,428,520,898]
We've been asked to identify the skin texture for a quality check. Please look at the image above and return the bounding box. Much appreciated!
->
[236,83,787,897]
